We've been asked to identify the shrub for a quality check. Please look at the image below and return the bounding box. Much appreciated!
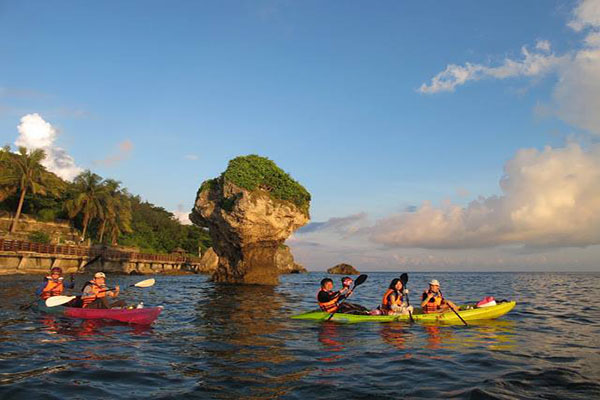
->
[28,231,51,244]
[205,155,311,215]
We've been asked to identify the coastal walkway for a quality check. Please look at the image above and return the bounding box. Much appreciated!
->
[0,239,203,275]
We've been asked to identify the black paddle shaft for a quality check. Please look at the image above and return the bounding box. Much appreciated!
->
[399,273,415,323]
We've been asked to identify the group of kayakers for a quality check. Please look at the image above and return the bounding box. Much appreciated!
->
[37,267,122,309]
[317,276,459,315]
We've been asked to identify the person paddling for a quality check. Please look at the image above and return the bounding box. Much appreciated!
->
[35,267,74,300]
[381,278,413,316]
[420,279,459,314]
[81,272,125,309]
[317,277,369,315]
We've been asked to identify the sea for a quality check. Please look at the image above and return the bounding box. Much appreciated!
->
[0,271,599,399]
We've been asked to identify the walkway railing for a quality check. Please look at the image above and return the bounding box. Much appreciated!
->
[0,239,202,264]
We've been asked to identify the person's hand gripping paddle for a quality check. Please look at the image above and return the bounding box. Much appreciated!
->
[326,274,368,321]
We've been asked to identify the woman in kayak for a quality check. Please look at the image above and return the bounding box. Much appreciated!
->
[421,279,459,314]
[36,267,74,300]
[81,272,126,309]
[381,278,413,315]
[317,277,369,315]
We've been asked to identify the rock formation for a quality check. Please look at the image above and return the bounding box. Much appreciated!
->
[275,245,307,274]
[195,247,219,273]
[190,155,310,284]
[327,263,359,275]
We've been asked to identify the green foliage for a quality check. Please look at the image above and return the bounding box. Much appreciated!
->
[118,197,211,255]
[199,178,218,193]
[0,148,211,255]
[221,155,311,215]
[28,231,50,244]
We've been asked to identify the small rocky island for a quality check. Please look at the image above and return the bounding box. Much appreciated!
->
[190,155,310,284]
[327,263,359,275]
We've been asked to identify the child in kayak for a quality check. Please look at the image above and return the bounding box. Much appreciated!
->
[81,272,126,309]
[36,267,74,300]
[421,279,459,314]
[381,278,413,315]
[317,277,369,315]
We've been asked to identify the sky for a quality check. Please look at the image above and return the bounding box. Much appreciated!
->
[1,0,599,271]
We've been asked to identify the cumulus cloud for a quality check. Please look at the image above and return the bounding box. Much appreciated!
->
[15,113,83,181]
[420,0,600,135]
[172,204,192,225]
[368,143,600,249]
[418,45,565,93]
[94,140,133,167]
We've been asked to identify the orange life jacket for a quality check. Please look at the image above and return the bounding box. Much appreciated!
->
[81,281,107,308]
[40,277,64,300]
[422,291,444,313]
[381,289,403,312]
[318,290,340,313]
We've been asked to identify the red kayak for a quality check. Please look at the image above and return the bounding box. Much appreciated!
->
[35,301,163,325]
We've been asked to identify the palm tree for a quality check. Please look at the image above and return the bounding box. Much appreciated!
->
[0,146,63,233]
[107,194,133,245]
[64,170,107,242]
[97,179,120,243]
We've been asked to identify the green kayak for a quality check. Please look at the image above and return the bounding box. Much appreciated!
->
[291,301,516,324]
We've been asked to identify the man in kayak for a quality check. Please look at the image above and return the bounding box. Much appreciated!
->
[381,278,413,315]
[317,277,369,315]
[421,279,459,314]
[81,272,126,309]
[35,267,74,300]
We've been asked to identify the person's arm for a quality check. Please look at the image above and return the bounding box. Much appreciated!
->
[421,291,434,308]
[35,279,48,297]
[108,285,120,298]
[64,275,75,289]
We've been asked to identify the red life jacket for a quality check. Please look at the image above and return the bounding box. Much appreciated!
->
[81,281,107,308]
[422,291,444,313]
[318,290,340,313]
[40,277,64,300]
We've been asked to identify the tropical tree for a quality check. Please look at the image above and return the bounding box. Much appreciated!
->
[64,170,107,241]
[96,179,133,244]
[0,146,63,233]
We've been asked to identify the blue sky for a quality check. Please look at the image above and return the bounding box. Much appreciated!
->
[1,1,599,271]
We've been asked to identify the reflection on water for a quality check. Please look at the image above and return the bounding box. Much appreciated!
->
[0,272,598,399]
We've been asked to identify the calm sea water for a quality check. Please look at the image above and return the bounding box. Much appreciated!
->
[0,271,599,399]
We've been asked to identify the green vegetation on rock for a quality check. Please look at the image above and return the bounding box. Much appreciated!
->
[201,155,311,215]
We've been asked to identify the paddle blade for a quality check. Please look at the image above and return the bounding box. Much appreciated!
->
[400,273,408,285]
[46,295,76,307]
[133,278,155,288]
[354,274,368,286]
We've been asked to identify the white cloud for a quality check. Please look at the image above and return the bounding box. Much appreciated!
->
[536,39,551,52]
[568,0,600,31]
[418,45,564,94]
[15,113,82,181]
[172,204,192,225]
[420,0,600,136]
[368,143,600,249]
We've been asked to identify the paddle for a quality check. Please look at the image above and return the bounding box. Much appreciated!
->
[399,273,415,323]
[439,289,468,326]
[45,278,156,307]
[326,274,368,321]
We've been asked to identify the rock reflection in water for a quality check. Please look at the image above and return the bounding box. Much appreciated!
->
[188,284,308,399]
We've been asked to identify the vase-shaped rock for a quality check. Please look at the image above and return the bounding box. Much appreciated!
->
[190,155,310,284]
